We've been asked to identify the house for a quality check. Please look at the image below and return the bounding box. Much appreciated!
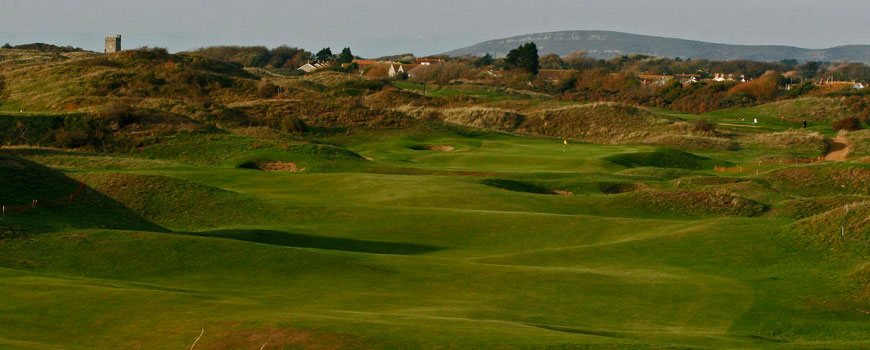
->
[298,63,318,73]
[297,62,333,73]
[416,58,445,65]
[388,64,401,78]
[854,82,865,89]
[388,64,421,78]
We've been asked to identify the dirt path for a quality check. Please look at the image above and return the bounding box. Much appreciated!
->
[825,136,850,162]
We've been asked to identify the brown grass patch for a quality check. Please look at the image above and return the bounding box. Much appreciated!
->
[425,145,454,151]
[256,162,306,172]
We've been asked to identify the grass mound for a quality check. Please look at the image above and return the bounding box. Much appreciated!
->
[620,190,767,217]
[727,97,853,122]
[0,155,164,235]
[615,167,701,180]
[365,88,430,108]
[749,130,827,154]
[775,195,870,219]
[142,132,363,168]
[0,105,202,151]
[440,107,526,131]
[2,48,258,112]
[518,103,672,143]
[846,129,870,157]
[645,133,739,151]
[763,163,870,196]
[604,148,727,170]
[786,201,870,254]
[75,172,288,231]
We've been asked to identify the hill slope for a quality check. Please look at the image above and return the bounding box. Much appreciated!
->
[444,30,870,63]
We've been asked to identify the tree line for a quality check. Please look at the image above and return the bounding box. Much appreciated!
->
[190,46,356,69]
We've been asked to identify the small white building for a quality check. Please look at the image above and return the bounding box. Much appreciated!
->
[854,82,865,89]
[298,63,318,73]
[388,64,406,78]
[297,62,333,73]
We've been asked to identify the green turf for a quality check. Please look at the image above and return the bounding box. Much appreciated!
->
[0,130,868,350]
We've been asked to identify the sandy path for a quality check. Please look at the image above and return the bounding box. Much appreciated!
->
[825,136,850,162]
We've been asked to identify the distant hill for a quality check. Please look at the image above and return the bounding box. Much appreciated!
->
[443,30,870,63]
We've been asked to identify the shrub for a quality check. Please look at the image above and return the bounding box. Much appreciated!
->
[257,81,280,98]
[692,118,716,133]
[832,117,862,131]
[281,116,306,133]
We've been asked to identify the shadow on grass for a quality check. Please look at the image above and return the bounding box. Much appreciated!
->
[182,229,443,255]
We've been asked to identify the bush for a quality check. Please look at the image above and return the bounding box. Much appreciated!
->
[692,118,716,133]
[281,116,306,133]
[257,81,280,98]
[832,117,862,131]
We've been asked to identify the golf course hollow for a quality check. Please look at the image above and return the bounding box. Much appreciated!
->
[239,161,306,172]
[480,178,572,195]
[409,144,455,151]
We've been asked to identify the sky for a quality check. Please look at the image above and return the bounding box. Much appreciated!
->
[2,0,869,57]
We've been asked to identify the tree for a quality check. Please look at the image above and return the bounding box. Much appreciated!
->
[316,47,333,62]
[337,47,354,64]
[505,42,540,74]
[475,53,493,67]
[2,43,11,49]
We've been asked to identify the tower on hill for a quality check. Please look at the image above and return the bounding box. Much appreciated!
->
[105,35,121,53]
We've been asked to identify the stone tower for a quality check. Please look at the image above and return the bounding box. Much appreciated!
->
[105,35,121,54]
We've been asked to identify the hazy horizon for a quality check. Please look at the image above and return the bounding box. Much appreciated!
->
[3,0,870,57]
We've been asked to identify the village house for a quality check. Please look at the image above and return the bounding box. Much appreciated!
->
[297,62,333,73]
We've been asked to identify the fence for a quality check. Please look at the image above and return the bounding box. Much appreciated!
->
[714,156,825,173]
[2,182,85,216]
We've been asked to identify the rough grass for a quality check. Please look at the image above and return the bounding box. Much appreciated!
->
[646,133,739,151]
[762,163,870,196]
[748,130,828,154]
[619,190,767,217]
[786,201,870,254]
[714,97,853,122]
[519,103,672,143]
[846,129,870,157]
[774,196,870,219]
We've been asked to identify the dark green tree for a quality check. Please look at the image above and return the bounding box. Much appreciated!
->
[505,42,540,74]
[2,43,11,49]
[475,53,494,67]
[337,47,354,64]
[316,47,334,62]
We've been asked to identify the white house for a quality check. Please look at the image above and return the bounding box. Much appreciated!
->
[388,64,406,78]
[298,63,318,73]
[854,82,865,89]
[298,62,333,73]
